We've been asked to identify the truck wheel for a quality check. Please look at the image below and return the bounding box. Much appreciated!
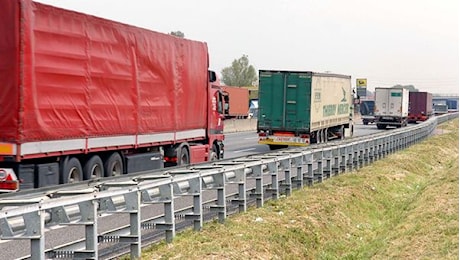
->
[61,157,83,184]
[209,145,219,161]
[363,121,369,125]
[178,147,190,166]
[377,124,386,130]
[83,155,104,180]
[104,152,123,177]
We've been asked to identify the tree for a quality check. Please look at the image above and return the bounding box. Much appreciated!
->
[221,55,257,86]
[170,31,185,38]
[392,84,418,92]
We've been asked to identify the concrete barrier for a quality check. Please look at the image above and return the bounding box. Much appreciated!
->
[223,119,257,133]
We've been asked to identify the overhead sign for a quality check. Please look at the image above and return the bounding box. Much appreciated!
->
[356,78,367,87]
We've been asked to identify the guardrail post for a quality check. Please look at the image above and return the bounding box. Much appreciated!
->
[332,147,340,175]
[305,153,314,185]
[252,165,264,208]
[340,146,347,173]
[293,156,304,189]
[280,158,292,196]
[29,211,45,260]
[369,139,375,164]
[363,141,370,166]
[187,177,203,231]
[264,161,279,200]
[323,148,332,179]
[0,200,46,260]
[347,145,354,171]
[353,143,359,169]
[155,183,175,243]
[392,134,397,152]
[230,168,247,213]
[381,137,387,158]
[124,191,141,259]
[313,150,324,183]
[211,172,227,223]
[358,143,364,168]
[81,200,98,259]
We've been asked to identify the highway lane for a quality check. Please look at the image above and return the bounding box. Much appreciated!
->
[0,122,390,259]
[224,122,388,159]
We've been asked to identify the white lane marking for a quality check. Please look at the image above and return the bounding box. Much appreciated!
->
[244,137,258,140]
[233,148,256,153]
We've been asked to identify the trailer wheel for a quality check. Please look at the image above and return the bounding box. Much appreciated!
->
[377,124,386,130]
[83,155,104,180]
[209,145,219,161]
[104,152,123,177]
[61,157,83,184]
[178,147,190,166]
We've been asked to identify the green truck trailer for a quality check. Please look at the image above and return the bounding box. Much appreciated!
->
[257,70,354,150]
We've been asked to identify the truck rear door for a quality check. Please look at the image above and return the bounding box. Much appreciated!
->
[258,71,311,131]
[388,89,403,116]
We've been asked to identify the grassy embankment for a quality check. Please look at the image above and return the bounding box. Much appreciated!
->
[140,119,459,259]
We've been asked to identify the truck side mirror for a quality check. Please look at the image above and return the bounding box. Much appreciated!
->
[209,71,217,83]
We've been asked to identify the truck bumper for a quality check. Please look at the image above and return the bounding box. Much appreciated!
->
[258,136,309,147]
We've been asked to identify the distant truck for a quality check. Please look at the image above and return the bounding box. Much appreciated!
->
[221,86,250,119]
[0,0,226,191]
[257,70,354,149]
[434,104,449,115]
[374,87,409,129]
[408,92,433,123]
[360,100,376,125]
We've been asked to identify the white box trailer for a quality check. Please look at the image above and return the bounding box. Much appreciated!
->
[374,87,409,129]
[257,71,354,149]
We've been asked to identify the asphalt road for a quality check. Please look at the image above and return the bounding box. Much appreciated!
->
[0,122,389,259]
[224,122,387,159]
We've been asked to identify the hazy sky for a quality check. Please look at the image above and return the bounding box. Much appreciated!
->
[36,0,459,94]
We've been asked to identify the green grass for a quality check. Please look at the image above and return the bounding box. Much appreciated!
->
[139,119,459,260]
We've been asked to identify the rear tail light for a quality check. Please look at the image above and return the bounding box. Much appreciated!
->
[0,168,19,192]
[164,156,178,163]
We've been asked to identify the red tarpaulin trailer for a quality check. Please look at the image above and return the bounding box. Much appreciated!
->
[0,0,226,191]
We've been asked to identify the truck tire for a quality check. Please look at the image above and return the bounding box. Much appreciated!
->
[104,152,123,177]
[61,157,83,184]
[83,155,104,180]
[363,121,369,125]
[209,145,219,161]
[178,147,190,166]
[377,124,386,130]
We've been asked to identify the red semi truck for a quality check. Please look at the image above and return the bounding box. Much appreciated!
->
[0,0,226,191]
[408,92,433,123]
[221,86,250,119]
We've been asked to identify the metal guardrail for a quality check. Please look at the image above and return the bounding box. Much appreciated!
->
[0,113,457,259]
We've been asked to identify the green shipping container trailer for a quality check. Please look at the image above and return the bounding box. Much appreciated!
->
[257,70,354,149]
